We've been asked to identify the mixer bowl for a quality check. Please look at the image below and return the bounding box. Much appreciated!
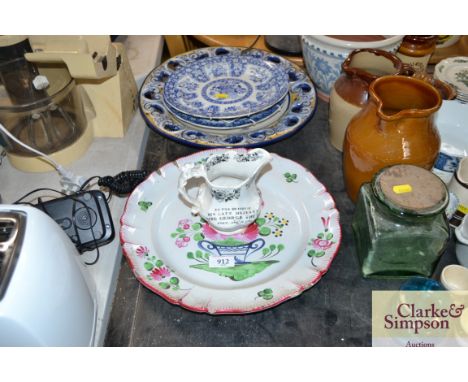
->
[0,58,88,157]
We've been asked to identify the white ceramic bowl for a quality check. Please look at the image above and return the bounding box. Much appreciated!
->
[301,35,404,100]
[432,100,468,183]
[440,264,468,290]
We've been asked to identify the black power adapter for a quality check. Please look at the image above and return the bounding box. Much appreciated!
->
[35,190,115,253]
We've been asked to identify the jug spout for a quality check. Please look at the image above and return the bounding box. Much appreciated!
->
[370,75,442,121]
[343,75,442,202]
[242,148,272,183]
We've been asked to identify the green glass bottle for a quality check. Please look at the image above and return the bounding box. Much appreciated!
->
[352,164,450,278]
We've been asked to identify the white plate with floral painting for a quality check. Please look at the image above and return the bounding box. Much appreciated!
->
[120,149,341,314]
[435,56,468,96]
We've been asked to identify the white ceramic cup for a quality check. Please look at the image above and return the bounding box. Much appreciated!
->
[448,157,468,210]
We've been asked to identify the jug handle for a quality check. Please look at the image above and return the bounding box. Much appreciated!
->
[178,163,205,214]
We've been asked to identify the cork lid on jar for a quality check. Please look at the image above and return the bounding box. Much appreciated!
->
[372,164,448,215]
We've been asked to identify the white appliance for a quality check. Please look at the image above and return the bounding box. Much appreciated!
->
[0,205,96,346]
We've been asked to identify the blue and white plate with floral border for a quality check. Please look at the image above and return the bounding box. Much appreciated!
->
[167,94,289,130]
[139,47,318,148]
[163,54,289,119]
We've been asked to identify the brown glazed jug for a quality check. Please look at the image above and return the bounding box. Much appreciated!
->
[329,49,405,151]
[343,75,442,202]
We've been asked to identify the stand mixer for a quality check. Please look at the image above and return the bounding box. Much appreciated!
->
[0,35,137,172]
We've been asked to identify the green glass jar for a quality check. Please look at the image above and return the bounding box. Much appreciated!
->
[352,164,450,278]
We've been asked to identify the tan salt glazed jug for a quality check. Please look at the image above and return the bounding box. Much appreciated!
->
[329,48,406,151]
[343,75,442,202]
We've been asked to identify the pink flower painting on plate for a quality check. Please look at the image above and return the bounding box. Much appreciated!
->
[150,266,171,281]
[202,222,259,242]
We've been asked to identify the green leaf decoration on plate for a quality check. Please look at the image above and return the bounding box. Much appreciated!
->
[259,226,271,236]
[190,261,279,281]
[138,201,152,212]
[144,262,154,271]
[193,232,205,242]
[170,277,179,285]
[255,217,266,226]
[192,223,202,231]
[284,172,298,183]
[257,288,273,300]
[213,237,246,246]
[159,282,170,290]
[307,249,326,258]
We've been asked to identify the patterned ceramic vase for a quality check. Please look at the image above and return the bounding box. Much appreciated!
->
[329,49,405,151]
[301,35,404,101]
[343,75,442,202]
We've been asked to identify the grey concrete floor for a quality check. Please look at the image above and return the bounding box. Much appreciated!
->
[104,99,457,346]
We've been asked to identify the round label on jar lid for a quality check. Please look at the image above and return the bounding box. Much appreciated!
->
[373,164,448,215]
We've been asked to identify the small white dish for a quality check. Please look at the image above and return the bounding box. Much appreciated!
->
[440,264,468,290]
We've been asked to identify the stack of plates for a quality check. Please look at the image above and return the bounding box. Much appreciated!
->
[435,56,468,103]
[139,47,317,148]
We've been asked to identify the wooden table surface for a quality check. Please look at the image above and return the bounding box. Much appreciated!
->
[192,35,304,68]
[105,98,459,347]
[430,36,468,64]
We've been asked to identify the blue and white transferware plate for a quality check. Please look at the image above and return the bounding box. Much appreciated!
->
[163,54,289,119]
[139,47,317,148]
[168,94,289,130]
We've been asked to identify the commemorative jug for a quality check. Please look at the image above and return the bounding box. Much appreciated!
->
[178,148,271,233]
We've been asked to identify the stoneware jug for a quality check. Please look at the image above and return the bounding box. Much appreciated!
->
[178,148,272,233]
[329,48,405,151]
[396,35,438,73]
[343,75,442,202]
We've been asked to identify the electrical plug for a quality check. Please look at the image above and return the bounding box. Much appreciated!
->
[57,165,85,193]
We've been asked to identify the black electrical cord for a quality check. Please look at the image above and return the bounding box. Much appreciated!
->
[14,187,68,204]
[79,176,101,192]
[12,170,148,265]
[97,170,150,195]
[79,170,149,195]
